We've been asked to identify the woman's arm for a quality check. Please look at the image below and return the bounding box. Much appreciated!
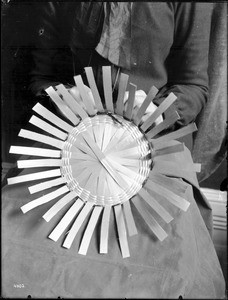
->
[153,2,213,128]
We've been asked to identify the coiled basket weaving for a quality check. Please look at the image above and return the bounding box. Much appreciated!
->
[7,66,201,258]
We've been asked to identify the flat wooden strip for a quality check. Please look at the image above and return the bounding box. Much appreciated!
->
[115,73,129,116]
[19,129,64,149]
[72,165,94,188]
[106,156,137,180]
[93,123,105,150]
[97,168,108,197]
[83,164,102,195]
[100,205,111,254]
[114,204,130,258]
[85,67,104,112]
[145,179,190,211]
[132,195,168,241]
[123,201,138,236]
[74,75,96,116]
[8,169,61,185]
[55,84,88,119]
[63,202,94,249]
[105,172,123,196]
[9,146,61,158]
[154,160,201,173]
[29,115,68,141]
[138,188,173,223]
[49,198,84,242]
[140,92,177,132]
[101,123,114,152]
[149,172,188,195]
[101,157,130,191]
[124,83,137,120]
[110,146,140,158]
[32,102,73,133]
[103,126,127,154]
[43,191,78,222]
[134,86,158,126]
[69,152,97,162]
[28,177,65,194]
[21,185,69,214]
[78,206,103,255]
[80,131,105,161]
[17,159,62,169]
[45,86,79,125]
[146,111,180,140]
[151,123,198,147]
[102,66,114,112]
[153,143,185,156]
[106,155,139,167]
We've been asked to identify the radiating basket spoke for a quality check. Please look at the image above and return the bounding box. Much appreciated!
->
[149,172,188,196]
[63,202,94,249]
[72,163,97,188]
[101,123,114,152]
[102,66,114,112]
[110,146,140,158]
[106,156,138,180]
[8,169,61,185]
[74,75,96,116]
[103,126,127,154]
[32,103,73,133]
[105,172,123,196]
[151,123,198,148]
[146,110,180,140]
[28,177,66,194]
[17,159,62,169]
[45,86,80,125]
[114,204,130,258]
[71,138,97,159]
[85,67,104,112]
[83,164,102,195]
[138,188,173,223]
[78,206,103,255]
[145,179,190,211]
[124,83,137,120]
[115,73,129,116]
[92,123,105,150]
[69,152,97,162]
[140,92,177,132]
[153,143,185,156]
[97,168,109,197]
[55,84,88,120]
[21,185,69,214]
[123,201,138,236]
[49,198,84,242]
[100,205,111,254]
[43,191,78,222]
[153,160,201,174]
[106,155,139,168]
[132,195,168,241]
[19,129,64,149]
[29,115,68,141]
[10,146,61,158]
[134,86,158,126]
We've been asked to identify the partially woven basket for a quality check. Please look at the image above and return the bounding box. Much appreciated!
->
[7,66,200,258]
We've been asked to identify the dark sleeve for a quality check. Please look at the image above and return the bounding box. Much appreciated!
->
[29,2,74,96]
[153,3,213,128]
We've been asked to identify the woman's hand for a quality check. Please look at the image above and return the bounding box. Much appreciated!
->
[56,85,163,126]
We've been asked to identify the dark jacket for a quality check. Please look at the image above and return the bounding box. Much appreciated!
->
[30,2,213,128]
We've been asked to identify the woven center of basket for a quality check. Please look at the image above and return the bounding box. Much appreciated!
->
[61,114,151,206]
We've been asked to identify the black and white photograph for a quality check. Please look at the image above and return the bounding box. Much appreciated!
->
[1,1,227,298]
